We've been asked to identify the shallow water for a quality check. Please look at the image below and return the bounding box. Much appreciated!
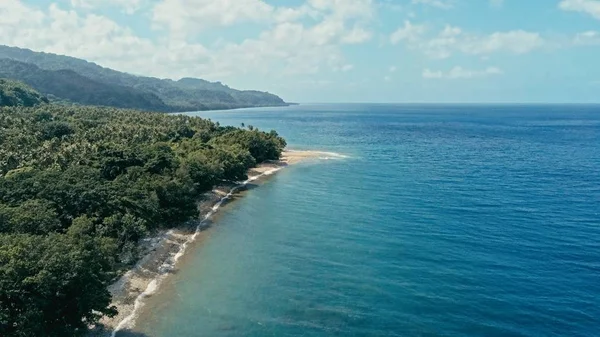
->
[134,104,600,337]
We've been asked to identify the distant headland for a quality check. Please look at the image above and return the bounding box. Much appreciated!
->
[0,45,290,112]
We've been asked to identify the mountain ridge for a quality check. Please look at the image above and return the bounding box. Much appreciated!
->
[0,45,288,112]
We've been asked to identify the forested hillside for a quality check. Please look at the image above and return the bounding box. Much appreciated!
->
[0,45,287,112]
[0,59,170,111]
[0,103,286,336]
[0,78,49,107]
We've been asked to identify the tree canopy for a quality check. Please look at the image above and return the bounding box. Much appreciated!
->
[0,78,49,107]
[0,103,286,336]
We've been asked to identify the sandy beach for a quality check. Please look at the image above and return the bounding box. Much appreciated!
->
[89,150,333,337]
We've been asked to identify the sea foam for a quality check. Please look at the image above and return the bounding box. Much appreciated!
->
[110,166,283,336]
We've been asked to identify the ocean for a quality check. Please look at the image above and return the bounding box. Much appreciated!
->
[133,104,600,337]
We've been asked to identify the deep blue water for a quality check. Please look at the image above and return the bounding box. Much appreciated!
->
[136,104,600,337]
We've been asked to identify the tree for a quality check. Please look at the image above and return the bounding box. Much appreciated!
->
[40,121,74,140]
[0,199,61,235]
[0,103,288,336]
[0,78,48,107]
[0,233,117,337]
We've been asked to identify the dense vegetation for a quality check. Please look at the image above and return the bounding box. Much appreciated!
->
[0,45,287,112]
[0,102,286,336]
[0,78,49,107]
[0,59,169,111]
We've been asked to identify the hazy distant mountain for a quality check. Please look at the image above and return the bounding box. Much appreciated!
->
[0,45,287,112]
[0,59,170,111]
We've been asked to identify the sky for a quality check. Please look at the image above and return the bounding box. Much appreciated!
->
[1,0,599,103]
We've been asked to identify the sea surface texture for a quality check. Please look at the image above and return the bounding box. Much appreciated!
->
[136,104,600,337]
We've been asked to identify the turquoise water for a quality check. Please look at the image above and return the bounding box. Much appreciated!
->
[136,104,600,337]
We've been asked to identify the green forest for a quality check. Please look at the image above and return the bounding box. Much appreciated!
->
[0,81,286,336]
[0,78,49,107]
[0,45,288,112]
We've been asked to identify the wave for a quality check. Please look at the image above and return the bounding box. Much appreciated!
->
[316,152,350,160]
[285,149,351,161]
[110,166,283,336]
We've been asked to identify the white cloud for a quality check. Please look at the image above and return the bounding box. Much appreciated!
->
[490,0,504,8]
[152,0,275,38]
[71,0,143,14]
[422,69,443,79]
[147,0,374,76]
[574,31,600,45]
[0,2,209,78]
[384,66,397,81]
[150,0,375,39]
[212,19,362,77]
[0,0,44,26]
[378,1,405,12]
[392,23,544,58]
[412,0,454,10]
[423,66,503,79]
[274,6,320,23]
[309,0,374,17]
[341,26,372,44]
[0,0,376,82]
[426,27,544,58]
[559,0,600,20]
[207,0,374,75]
[458,30,544,55]
[390,21,426,44]
[298,79,333,87]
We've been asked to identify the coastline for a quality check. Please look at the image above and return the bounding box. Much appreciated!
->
[172,102,294,114]
[89,150,333,337]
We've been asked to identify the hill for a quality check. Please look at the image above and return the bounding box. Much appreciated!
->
[0,78,49,107]
[0,59,170,111]
[0,45,287,112]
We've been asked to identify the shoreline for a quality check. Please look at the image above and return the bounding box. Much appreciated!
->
[170,102,295,114]
[89,150,336,337]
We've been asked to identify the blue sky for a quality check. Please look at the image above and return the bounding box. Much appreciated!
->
[1,0,599,103]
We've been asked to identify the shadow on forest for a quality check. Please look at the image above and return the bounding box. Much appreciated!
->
[113,329,151,337]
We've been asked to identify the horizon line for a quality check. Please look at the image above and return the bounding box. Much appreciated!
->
[288,102,600,105]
